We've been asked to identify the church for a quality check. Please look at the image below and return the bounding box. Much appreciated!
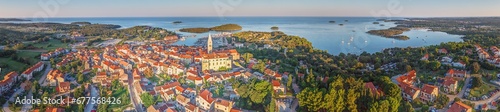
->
[201,34,232,71]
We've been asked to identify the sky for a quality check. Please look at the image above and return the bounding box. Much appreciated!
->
[0,0,499,18]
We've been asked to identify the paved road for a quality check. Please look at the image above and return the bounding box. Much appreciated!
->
[290,83,301,112]
[2,87,24,112]
[84,85,98,112]
[20,92,33,112]
[39,62,52,86]
[127,71,143,112]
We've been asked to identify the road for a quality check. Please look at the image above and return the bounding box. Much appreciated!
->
[2,87,24,112]
[127,70,143,112]
[84,85,98,112]
[39,62,52,86]
[3,62,51,112]
[290,83,301,112]
[20,92,33,112]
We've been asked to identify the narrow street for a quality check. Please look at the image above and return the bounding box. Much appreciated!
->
[127,70,143,112]
[84,85,98,112]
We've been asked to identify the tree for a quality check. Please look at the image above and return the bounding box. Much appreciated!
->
[77,72,84,84]
[324,88,345,112]
[435,94,449,109]
[140,93,155,107]
[379,100,390,112]
[472,76,482,89]
[297,88,324,111]
[242,53,253,63]
[428,61,441,70]
[472,62,480,73]
[388,97,400,112]
[269,98,276,112]
[405,65,412,72]
[287,75,293,89]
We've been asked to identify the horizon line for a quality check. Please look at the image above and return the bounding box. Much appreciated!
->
[2,15,500,19]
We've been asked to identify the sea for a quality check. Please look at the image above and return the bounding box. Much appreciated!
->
[5,17,463,55]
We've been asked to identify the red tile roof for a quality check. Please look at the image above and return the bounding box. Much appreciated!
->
[199,90,214,103]
[447,102,472,112]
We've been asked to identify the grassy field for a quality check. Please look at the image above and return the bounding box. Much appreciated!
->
[0,51,41,79]
[0,58,29,76]
[31,39,68,50]
[470,82,496,97]
[108,88,132,111]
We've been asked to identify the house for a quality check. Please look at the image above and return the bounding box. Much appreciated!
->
[401,84,420,102]
[186,76,203,85]
[196,90,215,110]
[396,70,417,86]
[365,82,382,97]
[0,72,19,94]
[21,62,44,80]
[452,61,466,68]
[421,54,429,61]
[57,82,71,93]
[175,94,190,108]
[214,98,234,112]
[185,103,199,112]
[42,107,65,112]
[438,48,448,54]
[446,69,467,78]
[420,84,438,102]
[447,102,472,112]
[160,90,175,101]
[438,77,458,94]
[441,56,452,63]
[272,80,285,94]
[46,69,65,86]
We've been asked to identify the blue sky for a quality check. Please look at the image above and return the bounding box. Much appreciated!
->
[1,0,499,17]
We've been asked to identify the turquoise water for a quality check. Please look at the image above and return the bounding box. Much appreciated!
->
[9,17,463,55]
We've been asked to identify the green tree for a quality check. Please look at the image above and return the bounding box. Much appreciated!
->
[388,97,400,112]
[428,61,441,70]
[287,75,293,89]
[269,98,276,112]
[297,88,324,111]
[324,88,345,112]
[77,72,84,84]
[379,100,390,112]
[242,53,253,63]
[472,62,480,73]
[472,76,482,89]
[140,93,155,107]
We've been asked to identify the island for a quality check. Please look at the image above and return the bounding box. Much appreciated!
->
[329,21,336,23]
[367,26,410,40]
[339,24,344,26]
[373,22,380,24]
[0,18,30,21]
[173,21,182,24]
[70,22,92,26]
[271,26,279,30]
[179,24,242,33]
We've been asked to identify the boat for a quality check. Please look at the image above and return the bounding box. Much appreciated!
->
[392,40,395,43]
[365,40,368,43]
[341,40,344,44]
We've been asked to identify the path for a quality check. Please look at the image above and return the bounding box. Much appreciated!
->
[20,92,33,112]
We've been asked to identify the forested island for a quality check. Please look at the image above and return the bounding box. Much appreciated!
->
[179,24,242,33]
[0,18,30,21]
[367,27,410,40]
[271,26,279,30]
